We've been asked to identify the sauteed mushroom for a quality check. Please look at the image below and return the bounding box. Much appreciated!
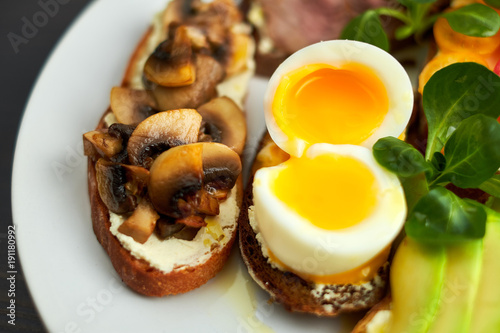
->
[95,159,149,214]
[107,123,135,163]
[148,143,204,218]
[83,130,122,161]
[201,141,241,192]
[147,54,224,110]
[127,109,202,168]
[148,142,241,219]
[83,123,135,163]
[118,198,159,244]
[144,25,196,87]
[156,216,200,241]
[197,97,246,155]
[110,87,157,125]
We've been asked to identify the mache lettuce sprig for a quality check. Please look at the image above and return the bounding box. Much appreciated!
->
[373,62,500,244]
[340,0,500,52]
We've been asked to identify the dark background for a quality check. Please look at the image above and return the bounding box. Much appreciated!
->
[1,1,92,331]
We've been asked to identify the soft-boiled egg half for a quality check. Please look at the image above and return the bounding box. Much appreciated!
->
[253,144,406,283]
[264,40,414,157]
[253,40,413,284]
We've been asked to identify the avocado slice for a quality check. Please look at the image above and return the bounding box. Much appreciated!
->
[469,211,500,332]
[427,240,483,333]
[388,237,446,333]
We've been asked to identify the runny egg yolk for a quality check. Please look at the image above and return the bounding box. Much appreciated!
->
[272,63,389,146]
[268,245,390,285]
[272,154,379,230]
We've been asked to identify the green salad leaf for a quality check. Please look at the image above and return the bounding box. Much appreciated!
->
[484,0,500,9]
[443,3,500,37]
[400,173,429,212]
[342,0,500,50]
[395,25,415,40]
[405,187,487,243]
[479,174,500,198]
[340,10,389,52]
[423,62,500,159]
[428,151,446,180]
[372,63,500,245]
[485,196,500,212]
[373,136,430,177]
[347,2,500,246]
[432,114,500,188]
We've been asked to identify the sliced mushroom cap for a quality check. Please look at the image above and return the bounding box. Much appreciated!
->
[175,215,206,228]
[146,53,224,111]
[121,164,150,196]
[127,109,202,168]
[201,142,242,192]
[144,25,196,87]
[118,198,159,244]
[83,124,136,163]
[197,96,246,155]
[107,123,136,163]
[83,130,122,161]
[148,142,241,218]
[156,216,185,238]
[148,143,204,217]
[95,159,137,214]
[110,87,157,125]
[156,216,200,241]
[108,122,136,139]
[172,225,201,240]
[184,25,209,51]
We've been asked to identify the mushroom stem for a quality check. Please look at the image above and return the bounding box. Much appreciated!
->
[118,198,160,244]
[83,130,122,161]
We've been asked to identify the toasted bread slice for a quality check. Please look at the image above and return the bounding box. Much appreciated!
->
[238,133,389,315]
[89,156,242,296]
[86,0,255,296]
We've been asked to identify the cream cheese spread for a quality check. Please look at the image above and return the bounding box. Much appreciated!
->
[367,310,392,333]
[110,187,239,273]
[107,5,254,273]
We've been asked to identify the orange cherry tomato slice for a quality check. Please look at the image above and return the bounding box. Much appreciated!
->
[434,16,500,55]
[418,51,489,94]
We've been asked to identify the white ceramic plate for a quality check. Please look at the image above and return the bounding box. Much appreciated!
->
[12,0,364,332]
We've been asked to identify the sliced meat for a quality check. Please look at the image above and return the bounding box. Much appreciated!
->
[257,0,389,54]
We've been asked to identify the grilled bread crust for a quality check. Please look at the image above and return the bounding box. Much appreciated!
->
[87,2,246,297]
[238,133,389,316]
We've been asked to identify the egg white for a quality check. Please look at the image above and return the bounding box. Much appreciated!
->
[252,143,407,277]
[264,40,414,157]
